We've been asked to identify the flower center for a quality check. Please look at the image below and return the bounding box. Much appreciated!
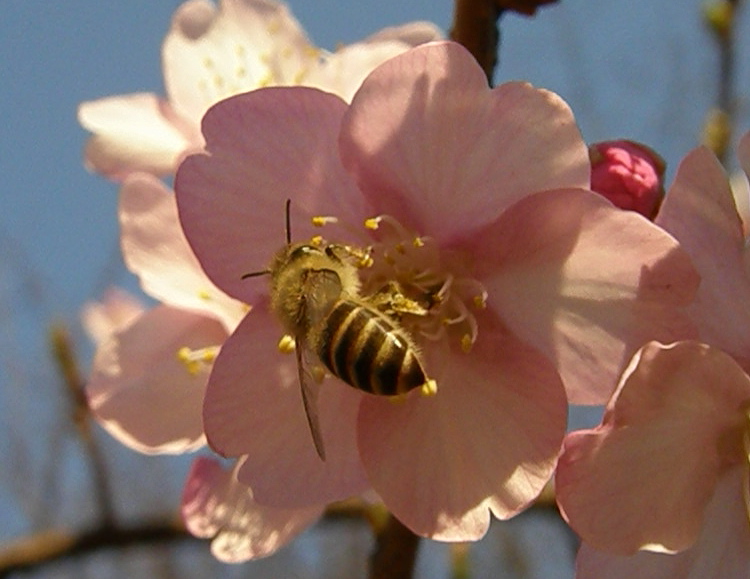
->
[313,213,487,354]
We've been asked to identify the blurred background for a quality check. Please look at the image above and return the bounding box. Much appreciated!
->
[1,1,748,577]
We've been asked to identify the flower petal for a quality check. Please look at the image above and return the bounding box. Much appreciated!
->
[175,88,365,303]
[357,314,567,540]
[182,456,322,562]
[163,0,314,121]
[556,341,750,555]
[479,188,699,404]
[119,173,246,332]
[655,146,750,368]
[339,41,589,242]
[78,93,194,179]
[304,22,443,103]
[202,305,370,507]
[87,305,227,454]
[575,468,750,579]
[81,287,144,346]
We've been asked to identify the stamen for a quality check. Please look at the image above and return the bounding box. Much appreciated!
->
[310,235,324,246]
[197,289,212,301]
[311,215,339,227]
[364,217,381,230]
[277,334,296,353]
[461,334,473,353]
[177,345,220,375]
[420,379,438,396]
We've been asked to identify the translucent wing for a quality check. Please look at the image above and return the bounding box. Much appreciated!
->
[296,336,326,460]
[295,267,342,461]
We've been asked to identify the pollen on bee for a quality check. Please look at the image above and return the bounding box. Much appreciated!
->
[311,215,338,227]
[277,334,296,353]
[420,379,438,396]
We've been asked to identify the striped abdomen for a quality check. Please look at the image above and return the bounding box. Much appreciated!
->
[317,300,426,396]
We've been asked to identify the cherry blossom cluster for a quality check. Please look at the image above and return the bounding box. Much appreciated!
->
[79,0,750,575]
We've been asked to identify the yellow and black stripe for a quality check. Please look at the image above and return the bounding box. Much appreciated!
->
[317,301,426,396]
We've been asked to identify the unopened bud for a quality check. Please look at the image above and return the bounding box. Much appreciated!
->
[589,140,666,219]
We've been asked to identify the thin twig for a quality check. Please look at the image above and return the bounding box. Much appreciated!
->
[0,519,196,577]
[49,323,116,526]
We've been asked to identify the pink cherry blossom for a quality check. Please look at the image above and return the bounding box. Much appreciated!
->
[86,173,246,454]
[175,41,698,539]
[556,341,750,556]
[557,136,750,577]
[655,135,750,370]
[589,140,665,218]
[77,0,442,180]
[181,456,323,562]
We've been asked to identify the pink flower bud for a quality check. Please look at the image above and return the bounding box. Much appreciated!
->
[589,140,666,219]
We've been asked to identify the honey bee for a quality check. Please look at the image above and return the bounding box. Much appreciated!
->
[243,201,435,460]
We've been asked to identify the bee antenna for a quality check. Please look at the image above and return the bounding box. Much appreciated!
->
[241,269,270,280]
[285,198,292,245]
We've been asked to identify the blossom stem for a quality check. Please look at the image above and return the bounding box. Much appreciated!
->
[49,323,116,528]
[368,513,421,579]
[450,0,501,84]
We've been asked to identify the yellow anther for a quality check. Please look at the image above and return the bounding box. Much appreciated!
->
[395,243,405,254]
[203,57,214,69]
[236,65,246,78]
[310,235,324,246]
[472,294,487,309]
[461,334,473,353]
[364,217,381,230]
[311,366,326,383]
[277,334,296,353]
[413,237,425,248]
[213,74,225,89]
[177,346,220,375]
[293,69,307,84]
[198,289,212,301]
[358,254,374,268]
[420,379,438,396]
[258,74,273,87]
[311,215,338,227]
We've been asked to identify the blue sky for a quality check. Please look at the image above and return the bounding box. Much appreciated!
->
[0,0,748,575]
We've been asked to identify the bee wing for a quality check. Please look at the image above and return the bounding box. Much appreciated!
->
[296,335,326,461]
[294,268,342,461]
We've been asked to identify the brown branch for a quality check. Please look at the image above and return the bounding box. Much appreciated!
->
[368,514,421,579]
[49,323,116,526]
[0,519,199,577]
[450,0,501,84]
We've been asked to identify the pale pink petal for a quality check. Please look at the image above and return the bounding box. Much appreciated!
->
[120,173,246,332]
[556,342,750,555]
[305,22,443,103]
[182,456,322,562]
[175,88,365,303]
[87,305,227,454]
[81,287,145,346]
[339,41,590,242]
[78,93,194,179]
[357,314,567,540]
[163,0,313,121]
[479,188,698,404]
[202,306,370,507]
[576,468,750,579]
[655,146,750,368]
